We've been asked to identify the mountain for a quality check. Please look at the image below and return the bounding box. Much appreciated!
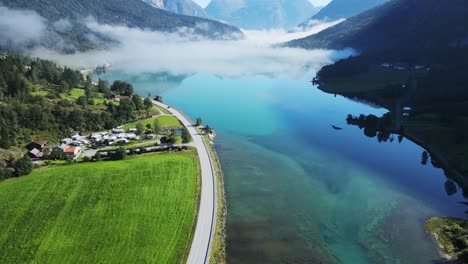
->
[141,0,209,18]
[1,0,242,52]
[310,0,388,21]
[205,0,321,30]
[288,0,468,61]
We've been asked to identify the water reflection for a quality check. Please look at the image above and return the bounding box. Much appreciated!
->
[344,103,468,203]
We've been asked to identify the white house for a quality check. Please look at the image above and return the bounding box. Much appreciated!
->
[112,128,125,134]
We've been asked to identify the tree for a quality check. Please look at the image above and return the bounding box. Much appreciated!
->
[62,67,81,88]
[136,122,145,136]
[97,79,110,94]
[0,167,12,181]
[77,95,88,106]
[132,94,144,111]
[167,131,177,145]
[196,117,203,126]
[204,124,212,134]
[111,80,133,96]
[114,147,127,160]
[13,155,33,177]
[93,152,102,161]
[154,119,161,134]
[182,127,191,143]
[144,98,153,109]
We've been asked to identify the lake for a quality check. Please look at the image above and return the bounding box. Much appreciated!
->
[98,70,466,263]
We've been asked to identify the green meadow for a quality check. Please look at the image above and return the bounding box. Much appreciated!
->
[124,116,183,130]
[0,153,199,264]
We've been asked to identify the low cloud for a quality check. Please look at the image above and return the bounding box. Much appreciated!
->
[52,18,72,33]
[33,19,354,78]
[0,5,354,78]
[0,6,46,46]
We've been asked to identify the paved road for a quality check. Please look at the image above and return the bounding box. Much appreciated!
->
[152,100,217,264]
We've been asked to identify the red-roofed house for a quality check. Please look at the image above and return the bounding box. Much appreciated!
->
[64,147,81,159]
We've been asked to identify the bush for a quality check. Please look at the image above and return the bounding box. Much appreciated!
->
[13,155,33,177]
[114,147,127,160]
[93,152,102,161]
[82,156,91,162]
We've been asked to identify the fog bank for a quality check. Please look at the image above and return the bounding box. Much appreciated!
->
[0,5,354,78]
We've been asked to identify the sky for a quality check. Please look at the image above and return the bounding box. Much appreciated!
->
[194,0,332,8]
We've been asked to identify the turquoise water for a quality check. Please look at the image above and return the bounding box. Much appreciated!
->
[98,71,466,263]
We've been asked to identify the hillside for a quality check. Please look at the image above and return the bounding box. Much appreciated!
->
[205,0,321,29]
[288,0,468,61]
[310,0,387,21]
[141,0,209,18]
[1,0,241,52]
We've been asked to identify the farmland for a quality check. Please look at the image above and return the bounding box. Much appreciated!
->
[0,153,200,264]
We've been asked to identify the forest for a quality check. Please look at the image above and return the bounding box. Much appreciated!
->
[0,54,152,179]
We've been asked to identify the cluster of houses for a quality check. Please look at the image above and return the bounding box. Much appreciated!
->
[87,128,142,145]
[26,127,156,161]
[26,140,81,160]
[380,62,429,71]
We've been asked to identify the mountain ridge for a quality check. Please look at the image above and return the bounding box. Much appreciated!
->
[141,0,209,18]
[205,0,321,29]
[0,0,242,52]
[287,0,468,61]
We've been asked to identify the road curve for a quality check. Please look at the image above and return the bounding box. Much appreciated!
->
[152,100,217,264]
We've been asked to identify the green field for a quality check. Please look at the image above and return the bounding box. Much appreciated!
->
[0,153,199,264]
[155,104,173,115]
[124,116,182,130]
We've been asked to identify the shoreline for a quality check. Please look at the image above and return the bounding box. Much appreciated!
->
[203,136,227,264]
[152,100,226,264]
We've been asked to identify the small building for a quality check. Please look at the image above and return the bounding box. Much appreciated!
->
[26,140,47,151]
[46,144,68,160]
[61,138,73,145]
[126,134,137,140]
[90,134,101,142]
[112,128,125,134]
[118,138,129,144]
[394,63,409,70]
[28,148,43,159]
[64,147,81,159]
[106,92,116,100]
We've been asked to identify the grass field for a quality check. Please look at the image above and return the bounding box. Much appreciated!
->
[124,116,183,130]
[66,88,118,105]
[154,104,173,115]
[0,153,200,264]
